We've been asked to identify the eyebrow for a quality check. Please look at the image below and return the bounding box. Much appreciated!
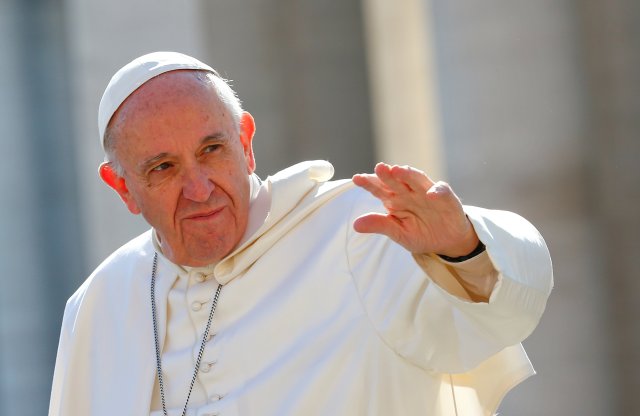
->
[139,153,169,173]
[137,132,229,172]
[201,132,227,145]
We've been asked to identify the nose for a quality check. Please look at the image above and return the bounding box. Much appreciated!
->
[182,165,214,202]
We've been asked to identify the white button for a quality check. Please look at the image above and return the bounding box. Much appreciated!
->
[200,361,216,373]
[207,332,216,342]
[194,273,205,283]
[191,301,202,311]
[210,393,223,401]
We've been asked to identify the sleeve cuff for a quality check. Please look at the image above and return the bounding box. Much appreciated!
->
[413,250,499,302]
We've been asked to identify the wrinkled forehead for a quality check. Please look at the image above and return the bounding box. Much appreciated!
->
[108,71,225,138]
[98,51,216,148]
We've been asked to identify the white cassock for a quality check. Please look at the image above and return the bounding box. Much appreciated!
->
[49,161,553,416]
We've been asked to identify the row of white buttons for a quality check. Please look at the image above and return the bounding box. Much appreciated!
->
[190,272,214,313]
[190,272,222,412]
[192,290,216,378]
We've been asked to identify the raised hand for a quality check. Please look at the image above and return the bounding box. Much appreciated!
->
[352,163,480,258]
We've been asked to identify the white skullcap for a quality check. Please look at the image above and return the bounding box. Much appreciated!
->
[98,51,215,148]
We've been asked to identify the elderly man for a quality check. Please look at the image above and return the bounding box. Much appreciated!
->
[49,52,552,416]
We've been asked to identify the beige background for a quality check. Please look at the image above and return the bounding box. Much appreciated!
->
[0,0,638,414]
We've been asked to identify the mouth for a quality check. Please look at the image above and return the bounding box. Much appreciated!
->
[183,207,225,221]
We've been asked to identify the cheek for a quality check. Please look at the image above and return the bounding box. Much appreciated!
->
[132,186,180,224]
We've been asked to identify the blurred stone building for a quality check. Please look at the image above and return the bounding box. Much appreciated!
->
[0,0,638,414]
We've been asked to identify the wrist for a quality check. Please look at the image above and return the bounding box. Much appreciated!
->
[437,240,486,263]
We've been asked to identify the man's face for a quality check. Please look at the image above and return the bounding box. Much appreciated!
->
[102,71,256,267]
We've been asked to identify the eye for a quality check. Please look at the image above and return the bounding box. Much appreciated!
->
[203,144,221,154]
[151,162,173,172]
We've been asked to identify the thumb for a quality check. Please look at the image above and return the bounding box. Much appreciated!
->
[353,213,399,238]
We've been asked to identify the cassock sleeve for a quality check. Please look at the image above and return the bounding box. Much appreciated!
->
[345,189,553,373]
[49,294,78,416]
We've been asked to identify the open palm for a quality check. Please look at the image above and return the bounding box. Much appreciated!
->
[352,163,479,258]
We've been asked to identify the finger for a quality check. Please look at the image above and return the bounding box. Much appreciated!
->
[374,163,411,194]
[352,173,380,186]
[389,165,434,193]
[425,181,461,206]
[352,212,401,240]
[352,173,392,201]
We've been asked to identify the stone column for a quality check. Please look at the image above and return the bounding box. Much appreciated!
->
[361,0,445,178]
[198,0,375,180]
[428,0,617,414]
[0,0,84,414]
[579,0,640,413]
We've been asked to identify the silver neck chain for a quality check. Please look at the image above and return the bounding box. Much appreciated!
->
[151,252,223,416]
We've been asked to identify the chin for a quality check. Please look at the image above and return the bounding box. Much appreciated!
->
[185,243,236,266]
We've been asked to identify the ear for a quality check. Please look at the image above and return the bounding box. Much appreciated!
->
[239,112,256,174]
[98,162,141,214]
